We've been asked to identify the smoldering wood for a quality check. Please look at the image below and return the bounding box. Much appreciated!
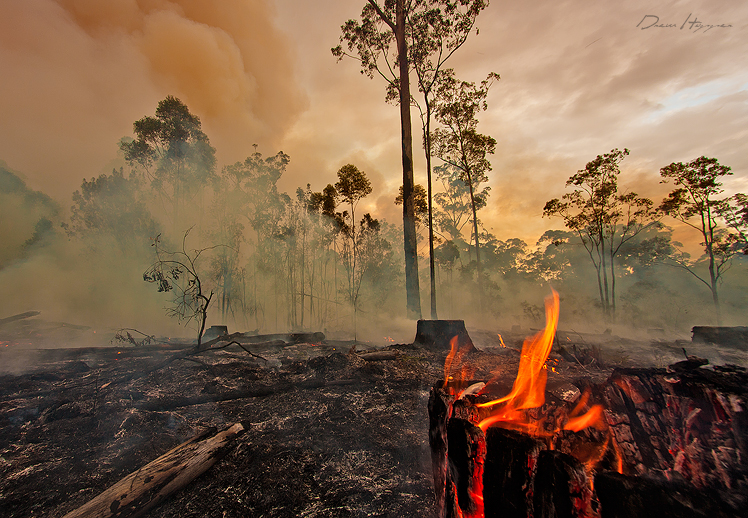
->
[446,418,486,517]
[482,428,546,518]
[602,366,748,494]
[430,363,748,518]
[428,384,451,517]
[691,326,748,349]
[594,471,741,518]
[61,423,245,518]
[532,451,592,518]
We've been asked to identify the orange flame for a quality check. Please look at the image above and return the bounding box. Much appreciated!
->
[443,336,473,392]
[477,290,559,431]
[564,405,605,432]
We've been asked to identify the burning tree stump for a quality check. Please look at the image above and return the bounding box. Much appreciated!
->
[482,428,545,518]
[429,385,594,518]
[602,366,748,496]
[429,366,748,518]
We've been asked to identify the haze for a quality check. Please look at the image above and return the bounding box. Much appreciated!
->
[0,0,746,338]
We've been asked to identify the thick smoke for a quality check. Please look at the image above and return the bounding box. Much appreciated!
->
[0,0,306,198]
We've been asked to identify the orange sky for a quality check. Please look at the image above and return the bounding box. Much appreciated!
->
[1,0,747,245]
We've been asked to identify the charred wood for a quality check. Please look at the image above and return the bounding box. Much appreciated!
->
[61,422,245,518]
[415,320,475,352]
[594,471,742,518]
[691,327,748,349]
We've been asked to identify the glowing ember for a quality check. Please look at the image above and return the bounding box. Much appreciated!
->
[443,336,473,390]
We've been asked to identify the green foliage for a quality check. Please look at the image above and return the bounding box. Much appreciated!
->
[659,156,740,321]
[431,72,497,295]
[120,96,216,232]
[543,148,660,320]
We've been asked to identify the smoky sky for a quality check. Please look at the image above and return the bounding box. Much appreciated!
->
[0,0,306,198]
[0,0,746,243]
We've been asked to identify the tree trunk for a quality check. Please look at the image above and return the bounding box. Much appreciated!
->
[466,172,482,312]
[425,101,438,320]
[396,0,422,320]
[599,232,610,318]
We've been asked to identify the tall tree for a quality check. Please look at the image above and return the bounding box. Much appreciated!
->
[120,96,216,235]
[544,149,660,320]
[395,183,428,228]
[659,157,739,323]
[332,0,421,319]
[334,164,373,337]
[408,0,489,319]
[431,72,498,307]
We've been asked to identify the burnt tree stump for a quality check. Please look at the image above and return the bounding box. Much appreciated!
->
[414,320,474,351]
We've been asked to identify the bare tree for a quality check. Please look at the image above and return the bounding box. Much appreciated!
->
[143,228,222,347]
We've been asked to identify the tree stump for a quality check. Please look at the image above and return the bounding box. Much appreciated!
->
[414,320,474,351]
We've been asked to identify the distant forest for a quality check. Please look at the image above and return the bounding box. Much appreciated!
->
[2,94,746,341]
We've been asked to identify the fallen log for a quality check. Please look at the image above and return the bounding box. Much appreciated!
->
[61,422,245,518]
[0,310,41,327]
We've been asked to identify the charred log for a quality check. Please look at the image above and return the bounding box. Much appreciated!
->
[594,471,741,518]
[691,327,748,349]
[61,423,245,518]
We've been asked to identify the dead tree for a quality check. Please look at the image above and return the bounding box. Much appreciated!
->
[143,228,221,347]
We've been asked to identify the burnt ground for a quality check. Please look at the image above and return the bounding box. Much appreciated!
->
[1,325,746,518]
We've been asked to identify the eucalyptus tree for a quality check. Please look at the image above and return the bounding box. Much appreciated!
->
[409,0,489,319]
[334,164,373,316]
[332,0,422,318]
[544,149,660,320]
[333,1,490,320]
[120,96,216,235]
[659,156,739,323]
[431,71,498,296]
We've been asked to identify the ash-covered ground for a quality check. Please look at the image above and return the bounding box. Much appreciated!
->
[1,322,746,517]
